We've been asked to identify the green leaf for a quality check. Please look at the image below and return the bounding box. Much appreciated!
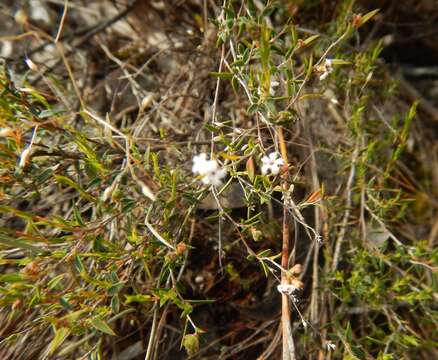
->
[0,233,43,253]
[48,327,70,355]
[59,297,74,310]
[204,123,221,133]
[36,168,53,183]
[48,274,65,290]
[331,59,352,65]
[401,334,420,347]
[0,273,25,283]
[111,296,120,314]
[107,282,125,296]
[90,318,116,336]
[73,206,85,226]
[257,249,272,258]
[38,109,65,119]
[209,72,233,79]
[55,175,96,202]
[74,255,85,273]
[302,34,320,46]
[260,23,271,72]
[357,9,380,28]
[124,294,154,304]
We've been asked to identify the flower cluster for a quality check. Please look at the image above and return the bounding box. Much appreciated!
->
[318,58,333,80]
[261,152,284,175]
[192,153,227,186]
[192,151,286,185]
[277,284,299,296]
[326,341,336,351]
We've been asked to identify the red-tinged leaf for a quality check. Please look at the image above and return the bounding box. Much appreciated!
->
[305,189,322,204]
[246,157,255,182]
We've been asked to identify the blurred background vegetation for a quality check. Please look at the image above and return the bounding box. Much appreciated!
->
[0,1,437,359]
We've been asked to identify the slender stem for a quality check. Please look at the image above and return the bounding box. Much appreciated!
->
[55,0,69,43]
[278,127,295,360]
[281,202,292,360]
[144,302,159,360]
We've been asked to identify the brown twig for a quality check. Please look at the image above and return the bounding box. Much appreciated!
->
[278,126,295,360]
[55,0,69,43]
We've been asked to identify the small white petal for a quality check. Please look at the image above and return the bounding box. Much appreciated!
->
[275,157,285,166]
[270,80,279,88]
[270,164,281,175]
[326,341,336,351]
[192,153,207,174]
[261,155,270,164]
[25,58,38,71]
[269,152,279,161]
[277,284,298,295]
[19,147,32,168]
[201,175,211,185]
[193,153,226,186]
[194,153,207,162]
[209,168,227,186]
[141,183,156,201]
[261,164,270,175]
[102,186,114,202]
[216,167,227,179]
[319,71,329,81]
[199,159,219,176]
[261,152,284,175]
[269,80,279,96]
[208,176,223,187]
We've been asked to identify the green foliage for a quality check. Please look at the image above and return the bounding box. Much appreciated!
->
[0,0,436,359]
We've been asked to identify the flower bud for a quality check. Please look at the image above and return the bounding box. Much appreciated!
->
[290,263,302,275]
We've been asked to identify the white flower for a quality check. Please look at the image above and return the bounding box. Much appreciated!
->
[257,78,279,97]
[192,153,216,175]
[277,284,299,295]
[261,152,284,175]
[202,167,227,186]
[319,58,333,80]
[326,341,336,351]
[192,153,227,186]
[269,79,279,96]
